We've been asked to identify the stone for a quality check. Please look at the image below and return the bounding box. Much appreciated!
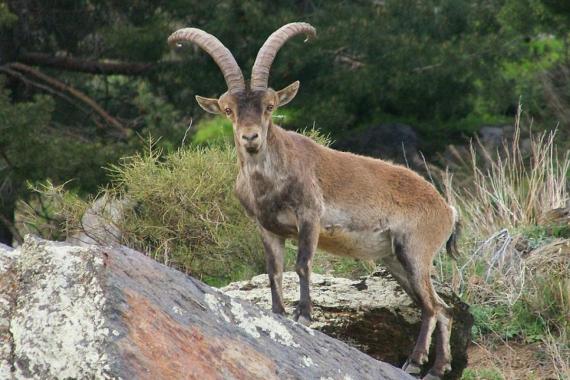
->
[0,236,412,380]
[223,269,473,380]
[67,194,132,247]
[332,123,423,169]
[0,241,18,379]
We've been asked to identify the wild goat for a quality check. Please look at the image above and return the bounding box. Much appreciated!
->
[169,22,460,380]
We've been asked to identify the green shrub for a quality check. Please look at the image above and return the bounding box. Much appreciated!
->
[461,368,504,380]
[106,141,264,286]
[109,127,335,285]
[20,181,89,241]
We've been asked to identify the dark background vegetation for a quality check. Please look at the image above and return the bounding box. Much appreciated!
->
[0,0,569,245]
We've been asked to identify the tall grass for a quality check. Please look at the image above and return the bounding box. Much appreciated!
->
[455,105,568,236]
[439,106,570,379]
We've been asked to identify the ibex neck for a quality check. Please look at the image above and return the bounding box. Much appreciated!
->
[237,122,288,172]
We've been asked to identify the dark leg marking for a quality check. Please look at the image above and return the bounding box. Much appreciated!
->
[293,219,319,325]
[260,227,286,315]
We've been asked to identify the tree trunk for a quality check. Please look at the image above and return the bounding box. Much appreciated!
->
[0,203,15,246]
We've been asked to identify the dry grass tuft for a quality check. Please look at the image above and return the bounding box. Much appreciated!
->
[439,105,569,379]
[451,105,568,236]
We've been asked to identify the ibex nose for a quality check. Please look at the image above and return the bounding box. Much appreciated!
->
[241,133,259,142]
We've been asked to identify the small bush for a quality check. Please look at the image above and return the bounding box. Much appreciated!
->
[106,141,264,285]
[20,181,89,241]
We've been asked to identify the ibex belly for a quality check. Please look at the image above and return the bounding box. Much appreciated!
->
[318,225,393,261]
[317,207,394,261]
[274,207,393,260]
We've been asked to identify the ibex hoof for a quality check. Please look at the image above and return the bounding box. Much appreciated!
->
[421,373,442,380]
[422,364,451,380]
[293,304,312,325]
[295,315,311,326]
[402,360,422,376]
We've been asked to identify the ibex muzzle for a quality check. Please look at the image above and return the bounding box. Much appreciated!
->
[169,23,460,380]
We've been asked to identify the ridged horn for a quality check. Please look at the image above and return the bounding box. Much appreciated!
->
[250,22,316,91]
[168,28,246,94]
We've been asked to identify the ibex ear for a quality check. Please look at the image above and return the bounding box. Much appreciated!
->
[276,81,300,107]
[195,95,223,114]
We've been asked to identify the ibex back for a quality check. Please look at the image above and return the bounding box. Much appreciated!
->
[169,23,460,380]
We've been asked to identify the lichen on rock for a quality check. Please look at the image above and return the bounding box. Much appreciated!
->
[0,236,414,380]
[10,236,110,379]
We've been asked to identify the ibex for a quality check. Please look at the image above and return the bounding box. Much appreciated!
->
[169,22,460,380]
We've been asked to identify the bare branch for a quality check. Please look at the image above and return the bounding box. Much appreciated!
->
[18,52,155,76]
[0,66,89,114]
[6,63,130,138]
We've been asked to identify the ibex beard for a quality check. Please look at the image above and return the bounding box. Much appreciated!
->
[169,22,461,380]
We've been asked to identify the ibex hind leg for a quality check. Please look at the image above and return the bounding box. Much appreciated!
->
[426,300,453,379]
[392,235,451,379]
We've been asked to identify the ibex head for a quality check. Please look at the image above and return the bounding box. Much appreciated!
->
[168,23,316,154]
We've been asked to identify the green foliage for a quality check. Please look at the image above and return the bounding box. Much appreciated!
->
[106,142,264,285]
[471,302,547,342]
[461,368,504,380]
[0,1,16,27]
[0,77,128,196]
[191,116,233,146]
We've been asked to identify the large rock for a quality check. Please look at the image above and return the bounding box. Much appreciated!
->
[67,194,131,247]
[223,269,472,380]
[333,123,423,169]
[0,236,412,380]
[0,243,18,379]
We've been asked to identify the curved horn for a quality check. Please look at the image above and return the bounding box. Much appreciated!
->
[168,28,246,94]
[250,22,316,91]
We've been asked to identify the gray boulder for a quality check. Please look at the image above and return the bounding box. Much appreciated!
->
[333,123,423,168]
[223,269,473,380]
[67,194,131,247]
[0,236,412,380]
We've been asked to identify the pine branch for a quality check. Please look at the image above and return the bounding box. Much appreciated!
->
[18,52,155,76]
[5,63,130,138]
[0,66,89,114]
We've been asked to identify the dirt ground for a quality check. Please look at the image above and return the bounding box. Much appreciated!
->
[467,341,560,380]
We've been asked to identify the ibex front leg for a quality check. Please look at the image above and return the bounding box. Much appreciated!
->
[260,227,286,315]
[293,218,319,325]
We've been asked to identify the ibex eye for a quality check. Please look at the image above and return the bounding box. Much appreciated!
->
[224,108,232,115]
[266,105,274,112]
